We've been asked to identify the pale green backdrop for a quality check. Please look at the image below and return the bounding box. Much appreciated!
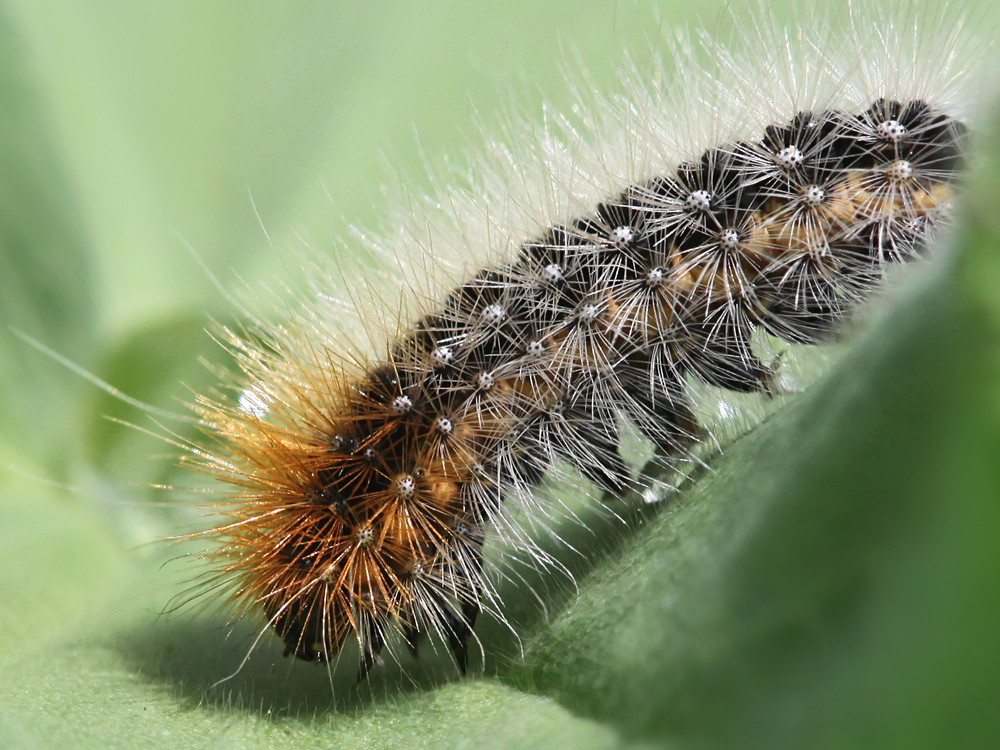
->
[1,1,998,749]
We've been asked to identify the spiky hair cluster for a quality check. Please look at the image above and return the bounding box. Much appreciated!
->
[187,3,981,684]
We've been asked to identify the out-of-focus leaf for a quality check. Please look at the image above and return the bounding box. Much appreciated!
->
[0,6,96,468]
[84,316,233,491]
[6,0,740,332]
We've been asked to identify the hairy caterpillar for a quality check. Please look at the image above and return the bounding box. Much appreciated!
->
[184,2,981,686]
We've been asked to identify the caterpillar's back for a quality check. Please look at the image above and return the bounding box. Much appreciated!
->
[186,2,983,684]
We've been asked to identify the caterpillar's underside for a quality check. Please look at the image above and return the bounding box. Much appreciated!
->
[193,96,965,683]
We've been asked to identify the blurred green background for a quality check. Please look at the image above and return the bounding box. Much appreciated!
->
[1,1,999,748]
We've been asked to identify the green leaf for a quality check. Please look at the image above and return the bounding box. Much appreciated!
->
[0,5,96,469]
[2,2,999,748]
[84,315,234,491]
[0,453,125,662]
[0,612,622,750]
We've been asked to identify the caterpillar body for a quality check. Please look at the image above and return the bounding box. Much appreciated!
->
[187,4,978,685]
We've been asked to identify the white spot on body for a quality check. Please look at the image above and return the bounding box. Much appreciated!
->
[877,119,907,141]
[610,226,635,245]
[396,475,416,499]
[527,339,547,357]
[436,417,454,436]
[579,303,602,322]
[482,303,505,323]
[686,189,712,212]
[802,185,826,205]
[776,145,804,168]
[356,527,375,548]
[720,229,741,250]
[431,346,453,367]
[645,267,665,287]
[542,263,564,283]
[391,395,412,414]
[885,160,914,182]
[476,370,495,390]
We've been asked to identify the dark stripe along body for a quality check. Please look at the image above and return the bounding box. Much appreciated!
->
[203,98,966,682]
